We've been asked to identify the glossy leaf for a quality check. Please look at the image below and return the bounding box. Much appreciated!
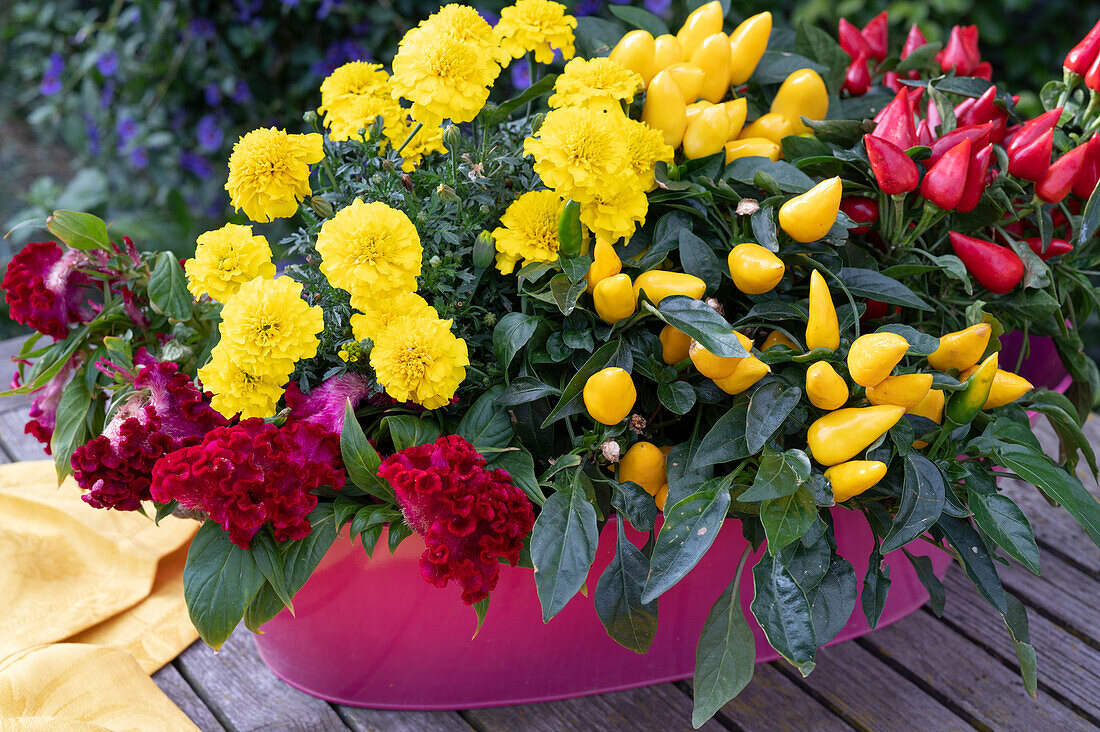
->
[657,296,751,358]
[760,485,817,554]
[861,548,891,629]
[665,436,714,509]
[488,445,545,506]
[658,380,696,415]
[642,484,731,604]
[881,453,945,554]
[903,549,946,617]
[531,482,599,622]
[738,448,811,502]
[458,385,513,451]
[341,400,393,501]
[380,415,441,451]
[611,480,659,533]
[679,229,723,293]
[838,267,932,311]
[184,521,265,649]
[939,515,1007,614]
[808,554,857,645]
[994,445,1100,548]
[692,402,750,470]
[493,313,541,373]
[595,517,658,654]
[745,382,803,454]
[968,491,1040,574]
[751,552,817,672]
[249,527,295,614]
[496,376,561,406]
[1003,594,1038,699]
[148,251,195,321]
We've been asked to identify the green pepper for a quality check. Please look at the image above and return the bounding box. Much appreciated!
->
[944,352,998,426]
[557,199,583,258]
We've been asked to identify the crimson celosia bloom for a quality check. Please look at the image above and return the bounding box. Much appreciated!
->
[378,435,535,605]
[2,241,92,338]
[24,354,82,454]
[72,352,227,510]
[284,372,373,434]
[151,419,345,547]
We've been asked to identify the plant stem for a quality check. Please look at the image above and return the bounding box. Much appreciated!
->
[395,122,423,157]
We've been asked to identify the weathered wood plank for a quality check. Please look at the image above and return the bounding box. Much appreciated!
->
[1001,475,1100,576]
[153,662,226,732]
[176,630,351,732]
[463,683,725,731]
[941,569,1100,721]
[714,663,849,732]
[779,637,972,731]
[858,592,1086,729]
[0,404,48,462]
[998,551,1100,645]
[0,335,27,415]
[335,706,473,732]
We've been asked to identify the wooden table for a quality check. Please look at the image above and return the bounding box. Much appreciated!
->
[2,335,1098,731]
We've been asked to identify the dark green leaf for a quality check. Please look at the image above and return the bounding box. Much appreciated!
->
[881,453,945,554]
[642,484,732,603]
[249,528,295,613]
[595,516,659,653]
[968,491,1040,574]
[794,21,847,95]
[739,448,811,502]
[612,479,659,532]
[493,313,541,373]
[752,50,828,86]
[666,437,714,509]
[751,208,779,252]
[607,4,667,36]
[760,485,817,554]
[1078,177,1100,246]
[745,381,802,454]
[724,158,815,193]
[809,554,857,645]
[531,482,599,621]
[692,402,750,469]
[1003,594,1038,699]
[380,415,441,450]
[939,515,1007,614]
[496,376,561,406]
[50,374,92,481]
[895,42,942,73]
[458,385,513,451]
[861,549,891,629]
[679,229,723,293]
[838,267,932,311]
[340,400,393,501]
[692,549,755,727]
[904,549,946,616]
[993,445,1100,548]
[488,445,545,505]
[658,380,696,415]
[656,296,750,358]
[875,324,940,356]
[148,251,194,321]
[550,273,586,315]
[751,552,817,671]
[184,521,265,649]
[485,74,556,126]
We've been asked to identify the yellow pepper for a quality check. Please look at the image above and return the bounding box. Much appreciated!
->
[634,270,706,304]
[722,98,748,140]
[664,62,706,103]
[728,12,772,86]
[689,331,752,380]
[805,361,849,410]
[685,100,713,125]
[593,273,636,324]
[806,270,840,351]
[713,356,771,395]
[762,330,798,351]
[653,34,684,71]
[946,353,998,424]
[655,483,669,511]
[725,138,781,163]
[927,323,992,372]
[583,367,637,425]
[642,70,687,148]
[618,441,667,496]
[910,388,945,448]
[610,29,657,86]
[660,325,692,364]
[728,242,785,294]
[676,0,723,59]
[770,69,829,135]
[778,176,843,243]
[866,373,933,410]
[683,104,731,159]
[847,332,910,387]
[740,112,798,145]
[807,405,906,466]
[586,237,622,293]
[690,33,731,103]
[825,460,887,502]
[957,365,1035,409]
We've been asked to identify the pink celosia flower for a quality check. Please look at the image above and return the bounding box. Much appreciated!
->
[72,352,227,511]
[1,241,93,338]
[150,418,345,548]
[378,435,535,605]
[285,372,373,434]
[24,354,82,454]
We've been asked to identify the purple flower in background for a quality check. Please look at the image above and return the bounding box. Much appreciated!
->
[180,151,213,180]
[196,114,223,152]
[84,115,101,156]
[317,0,341,20]
[117,116,138,145]
[47,53,64,76]
[478,9,500,25]
[511,63,531,91]
[231,80,252,105]
[129,146,149,169]
[574,0,602,16]
[282,0,300,6]
[190,18,215,39]
[99,81,115,109]
[204,83,222,107]
[97,51,119,76]
[609,0,629,4]
[40,53,64,96]
[310,38,372,76]
[644,0,672,14]
[234,0,263,22]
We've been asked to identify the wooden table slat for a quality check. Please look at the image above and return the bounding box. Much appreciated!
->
[153,663,226,732]
[998,550,1100,645]
[334,705,475,732]
[0,404,47,463]
[715,663,851,732]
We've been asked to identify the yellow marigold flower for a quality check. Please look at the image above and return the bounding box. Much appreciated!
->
[390,31,500,127]
[548,57,643,110]
[370,313,469,409]
[408,4,494,46]
[225,127,324,223]
[317,199,423,306]
[523,106,629,202]
[494,0,577,66]
[324,91,405,142]
[185,223,275,303]
[217,276,324,377]
[492,190,564,274]
[624,118,675,191]
[580,178,649,243]
[318,61,391,119]
[198,350,287,420]
[350,291,438,341]
[385,116,448,172]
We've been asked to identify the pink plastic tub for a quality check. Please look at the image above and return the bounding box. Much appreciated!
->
[253,509,950,709]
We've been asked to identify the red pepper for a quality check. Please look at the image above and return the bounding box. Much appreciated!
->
[872,88,917,150]
[902,24,928,59]
[1005,108,1062,157]
[1025,237,1073,260]
[973,62,993,81]
[1065,19,1100,76]
[840,196,879,234]
[883,71,902,92]
[916,119,934,147]
[1037,140,1093,203]
[861,11,889,62]
[949,232,1025,294]
[926,96,942,135]
[938,26,982,76]
[928,123,993,165]
[1072,133,1100,199]
[957,144,994,213]
[957,87,997,127]
[844,54,871,97]
[839,18,870,60]
[866,135,920,195]
[1086,51,1100,92]
[1007,128,1054,182]
[863,299,890,321]
[921,137,972,210]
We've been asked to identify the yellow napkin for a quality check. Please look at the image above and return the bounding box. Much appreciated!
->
[0,460,200,730]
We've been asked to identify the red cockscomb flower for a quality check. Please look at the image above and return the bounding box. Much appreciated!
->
[150,419,345,548]
[72,351,228,510]
[378,435,535,605]
[2,241,93,338]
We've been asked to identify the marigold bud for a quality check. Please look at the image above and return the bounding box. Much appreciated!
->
[473,231,495,269]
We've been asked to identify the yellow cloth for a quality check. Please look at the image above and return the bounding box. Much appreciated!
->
[0,461,200,730]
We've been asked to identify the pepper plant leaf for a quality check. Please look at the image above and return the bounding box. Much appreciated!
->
[594,516,658,654]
